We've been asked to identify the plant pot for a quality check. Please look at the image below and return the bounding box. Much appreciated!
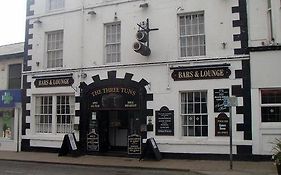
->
[276,164,281,175]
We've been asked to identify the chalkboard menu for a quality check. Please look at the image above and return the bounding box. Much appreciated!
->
[214,89,229,112]
[156,106,174,136]
[128,134,141,154]
[87,132,99,152]
[215,113,229,136]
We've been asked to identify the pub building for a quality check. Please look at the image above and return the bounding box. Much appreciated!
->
[21,0,277,159]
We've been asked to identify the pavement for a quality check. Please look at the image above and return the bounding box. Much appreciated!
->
[0,151,277,175]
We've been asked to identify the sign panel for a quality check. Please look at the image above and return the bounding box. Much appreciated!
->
[90,87,140,110]
[155,106,174,136]
[87,131,99,152]
[214,89,230,112]
[140,138,162,161]
[171,67,231,81]
[0,90,21,108]
[34,76,74,88]
[215,113,229,136]
[128,134,141,154]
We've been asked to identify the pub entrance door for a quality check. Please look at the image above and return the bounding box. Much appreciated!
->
[88,110,140,154]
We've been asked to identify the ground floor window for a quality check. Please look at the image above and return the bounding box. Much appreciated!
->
[181,91,208,136]
[261,89,281,122]
[0,110,14,139]
[35,95,75,134]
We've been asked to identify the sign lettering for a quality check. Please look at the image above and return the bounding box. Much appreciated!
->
[34,77,74,88]
[172,67,231,81]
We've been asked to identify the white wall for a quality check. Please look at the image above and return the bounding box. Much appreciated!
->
[29,0,238,71]
[248,0,281,46]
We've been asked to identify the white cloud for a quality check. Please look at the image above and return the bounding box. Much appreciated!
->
[0,0,26,46]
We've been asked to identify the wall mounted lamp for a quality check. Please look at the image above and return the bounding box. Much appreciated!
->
[88,10,96,15]
[33,18,42,24]
[139,2,149,8]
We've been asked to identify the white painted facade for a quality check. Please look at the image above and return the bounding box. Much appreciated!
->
[0,43,24,151]
[23,0,257,157]
[248,0,281,155]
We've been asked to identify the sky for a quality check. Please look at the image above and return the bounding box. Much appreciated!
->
[0,0,26,46]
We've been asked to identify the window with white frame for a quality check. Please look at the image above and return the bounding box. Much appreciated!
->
[46,30,63,68]
[181,91,208,136]
[105,22,121,63]
[261,90,281,122]
[267,0,274,41]
[179,12,205,57]
[35,95,75,133]
[48,0,64,11]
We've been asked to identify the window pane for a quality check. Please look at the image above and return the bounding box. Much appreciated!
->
[47,30,63,68]
[261,107,281,122]
[105,23,121,63]
[181,91,208,137]
[179,13,205,57]
[262,90,281,104]
[8,64,22,89]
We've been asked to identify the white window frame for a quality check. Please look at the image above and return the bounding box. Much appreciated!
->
[267,0,274,41]
[105,22,121,64]
[181,91,208,137]
[34,95,75,134]
[261,89,281,122]
[46,30,64,68]
[179,12,206,58]
[47,0,64,11]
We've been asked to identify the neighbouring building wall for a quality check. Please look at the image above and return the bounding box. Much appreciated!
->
[248,0,281,155]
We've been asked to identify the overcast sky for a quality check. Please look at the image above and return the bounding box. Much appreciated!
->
[0,0,26,46]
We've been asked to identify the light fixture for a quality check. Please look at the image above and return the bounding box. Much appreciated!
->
[114,12,118,20]
[177,7,184,12]
[88,10,96,15]
[139,2,149,8]
[33,18,42,24]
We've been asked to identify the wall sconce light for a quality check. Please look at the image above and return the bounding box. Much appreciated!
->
[139,2,149,8]
[88,10,96,15]
[221,42,227,49]
[36,61,40,66]
[81,72,87,79]
[114,12,118,20]
[33,18,42,24]
[177,7,184,12]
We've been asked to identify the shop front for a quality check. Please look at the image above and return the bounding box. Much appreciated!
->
[79,71,152,155]
[0,89,22,151]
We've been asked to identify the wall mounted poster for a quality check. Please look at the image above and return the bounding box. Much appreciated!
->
[214,89,229,112]
[155,106,174,136]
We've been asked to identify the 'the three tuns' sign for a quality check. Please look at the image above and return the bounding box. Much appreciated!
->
[34,77,74,88]
[171,67,231,81]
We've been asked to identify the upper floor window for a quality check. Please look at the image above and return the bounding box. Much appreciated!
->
[105,22,121,63]
[181,91,208,137]
[261,89,281,122]
[48,0,64,11]
[8,64,22,89]
[46,30,63,68]
[179,12,205,57]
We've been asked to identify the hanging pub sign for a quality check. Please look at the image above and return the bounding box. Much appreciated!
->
[155,106,174,136]
[90,86,140,110]
[214,89,230,112]
[34,75,74,88]
[128,134,141,155]
[171,67,231,81]
[215,113,229,136]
